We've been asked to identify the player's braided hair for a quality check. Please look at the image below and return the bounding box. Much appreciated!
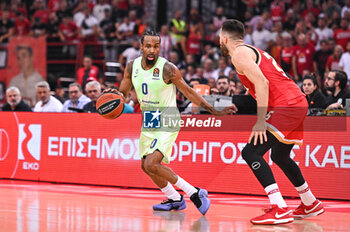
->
[141,30,161,44]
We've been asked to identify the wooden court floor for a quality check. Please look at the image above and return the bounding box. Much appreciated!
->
[0,180,349,232]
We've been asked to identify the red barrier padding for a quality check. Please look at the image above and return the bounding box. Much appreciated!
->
[0,112,349,200]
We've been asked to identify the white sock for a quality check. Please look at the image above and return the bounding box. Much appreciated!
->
[161,182,181,201]
[174,176,197,196]
[265,183,287,208]
[295,182,316,206]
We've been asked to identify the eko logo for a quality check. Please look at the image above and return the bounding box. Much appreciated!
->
[18,124,42,170]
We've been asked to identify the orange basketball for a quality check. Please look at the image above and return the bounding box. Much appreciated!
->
[96,92,125,120]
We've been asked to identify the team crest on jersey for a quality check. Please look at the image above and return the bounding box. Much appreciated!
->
[153,68,159,77]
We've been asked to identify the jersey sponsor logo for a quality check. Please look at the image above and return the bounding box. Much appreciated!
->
[143,109,161,128]
[153,68,159,77]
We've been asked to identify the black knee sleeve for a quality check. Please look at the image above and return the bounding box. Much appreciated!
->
[270,144,305,187]
[241,133,278,188]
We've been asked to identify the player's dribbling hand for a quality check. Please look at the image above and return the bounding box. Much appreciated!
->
[103,88,124,97]
[249,121,267,145]
[215,104,238,116]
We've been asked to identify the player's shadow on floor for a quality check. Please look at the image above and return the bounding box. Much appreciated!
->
[249,224,293,232]
[249,219,323,232]
[190,216,210,232]
[153,211,210,232]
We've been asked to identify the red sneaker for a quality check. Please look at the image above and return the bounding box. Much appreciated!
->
[251,205,293,225]
[293,199,325,219]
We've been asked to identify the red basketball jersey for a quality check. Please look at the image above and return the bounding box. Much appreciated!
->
[236,44,305,108]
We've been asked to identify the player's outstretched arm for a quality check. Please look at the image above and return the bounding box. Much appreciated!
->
[103,61,134,98]
[163,62,237,116]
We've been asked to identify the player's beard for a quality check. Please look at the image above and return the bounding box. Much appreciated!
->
[145,55,157,66]
[220,42,230,57]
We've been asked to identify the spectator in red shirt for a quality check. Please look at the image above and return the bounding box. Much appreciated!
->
[301,0,320,19]
[32,0,50,24]
[76,56,102,89]
[326,45,344,72]
[292,33,316,82]
[48,0,61,12]
[276,33,294,76]
[186,19,202,59]
[270,0,285,23]
[14,11,30,36]
[334,18,350,51]
[58,13,78,41]
[11,1,27,17]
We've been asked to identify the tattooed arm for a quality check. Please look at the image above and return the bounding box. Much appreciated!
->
[163,62,237,115]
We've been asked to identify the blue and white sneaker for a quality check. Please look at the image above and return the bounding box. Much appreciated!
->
[153,195,187,211]
[190,187,210,215]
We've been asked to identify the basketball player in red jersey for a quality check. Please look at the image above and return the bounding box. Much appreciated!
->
[220,19,325,225]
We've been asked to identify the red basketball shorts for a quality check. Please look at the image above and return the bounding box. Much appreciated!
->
[266,97,308,146]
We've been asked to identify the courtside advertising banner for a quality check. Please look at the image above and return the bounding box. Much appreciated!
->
[0,112,349,200]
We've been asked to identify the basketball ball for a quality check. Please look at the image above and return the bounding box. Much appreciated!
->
[96,92,125,120]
